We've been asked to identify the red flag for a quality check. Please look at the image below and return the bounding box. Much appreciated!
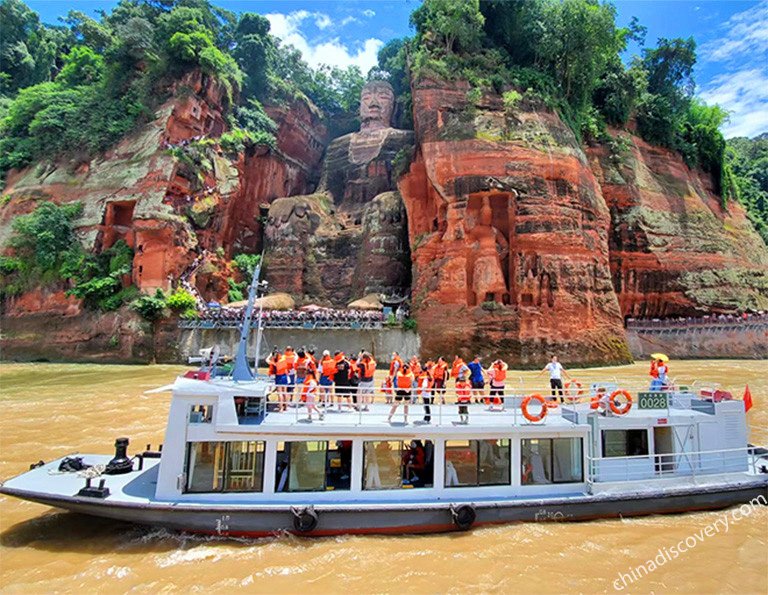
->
[743,385,753,413]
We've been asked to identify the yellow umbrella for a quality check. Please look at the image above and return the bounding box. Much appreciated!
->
[650,353,669,362]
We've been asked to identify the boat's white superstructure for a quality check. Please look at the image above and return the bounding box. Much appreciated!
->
[1,261,765,537]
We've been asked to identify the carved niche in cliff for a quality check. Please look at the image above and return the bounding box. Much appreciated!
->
[264,80,414,306]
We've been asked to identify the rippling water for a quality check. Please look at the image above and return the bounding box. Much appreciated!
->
[1,361,766,594]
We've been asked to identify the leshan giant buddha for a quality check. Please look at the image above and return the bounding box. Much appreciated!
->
[265,81,415,305]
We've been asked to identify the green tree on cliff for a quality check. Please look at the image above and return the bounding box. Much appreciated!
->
[411,0,485,56]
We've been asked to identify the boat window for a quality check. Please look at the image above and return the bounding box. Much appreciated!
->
[185,441,265,493]
[521,438,583,484]
[362,440,434,490]
[274,441,352,492]
[444,439,510,487]
[602,429,649,458]
[189,404,213,423]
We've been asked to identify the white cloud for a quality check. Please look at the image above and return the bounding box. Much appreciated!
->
[700,1,768,63]
[266,10,383,72]
[341,16,360,27]
[700,69,768,138]
[697,1,768,138]
[362,9,376,18]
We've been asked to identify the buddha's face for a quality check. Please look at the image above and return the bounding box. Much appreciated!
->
[359,82,395,131]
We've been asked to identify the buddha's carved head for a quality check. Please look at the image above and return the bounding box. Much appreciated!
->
[359,80,395,131]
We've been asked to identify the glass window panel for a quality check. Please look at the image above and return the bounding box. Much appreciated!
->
[552,438,582,483]
[225,441,265,492]
[445,440,477,486]
[477,439,510,486]
[364,440,434,490]
[521,439,552,485]
[288,441,327,492]
[186,442,225,492]
[602,430,649,458]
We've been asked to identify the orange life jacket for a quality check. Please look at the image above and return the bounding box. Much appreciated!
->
[321,356,336,379]
[433,362,448,382]
[451,359,465,379]
[396,371,414,389]
[490,363,507,383]
[419,372,434,391]
[295,356,309,377]
[362,358,376,379]
[275,355,289,376]
[650,360,659,378]
[300,376,317,401]
[284,351,297,371]
[389,356,403,376]
[456,380,472,403]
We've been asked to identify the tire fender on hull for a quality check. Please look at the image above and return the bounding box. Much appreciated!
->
[292,506,318,533]
[450,504,476,530]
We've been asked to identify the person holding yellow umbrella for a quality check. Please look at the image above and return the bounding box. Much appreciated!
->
[649,353,670,391]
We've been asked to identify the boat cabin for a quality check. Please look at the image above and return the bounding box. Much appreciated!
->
[152,378,754,503]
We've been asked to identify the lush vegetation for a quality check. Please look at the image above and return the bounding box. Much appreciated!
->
[368,0,748,203]
[0,201,137,309]
[0,0,369,180]
[726,134,768,244]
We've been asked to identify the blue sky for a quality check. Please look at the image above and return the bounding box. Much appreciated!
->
[26,0,768,138]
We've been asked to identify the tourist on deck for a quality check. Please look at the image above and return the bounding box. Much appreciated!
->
[382,375,394,404]
[467,356,486,403]
[650,358,670,391]
[451,356,469,386]
[486,358,508,410]
[538,355,570,403]
[357,352,376,412]
[456,373,471,424]
[389,351,403,380]
[432,356,449,404]
[419,365,434,424]
[334,352,355,411]
[301,372,323,422]
[319,350,336,408]
[388,364,415,424]
[284,346,297,402]
[273,350,290,412]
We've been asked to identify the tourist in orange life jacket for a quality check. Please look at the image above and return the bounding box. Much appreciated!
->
[389,351,403,380]
[319,350,336,407]
[486,359,508,410]
[456,372,472,424]
[284,346,298,402]
[418,366,434,424]
[451,356,469,385]
[333,352,355,411]
[301,372,323,422]
[273,350,290,412]
[356,352,376,411]
[294,349,310,401]
[432,356,449,404]
[382,375,394,404]
[388,363,415,424]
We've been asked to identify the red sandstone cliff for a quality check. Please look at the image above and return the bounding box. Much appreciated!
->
[588,132,768,318]
[399,78,631,365]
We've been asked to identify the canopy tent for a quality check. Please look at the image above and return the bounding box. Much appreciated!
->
[347,293,384,311]
[228,292,295,310]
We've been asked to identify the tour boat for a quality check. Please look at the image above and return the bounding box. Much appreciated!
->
[2,265,766,537]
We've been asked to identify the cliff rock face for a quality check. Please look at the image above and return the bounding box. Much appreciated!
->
[399,78,630,365]
[0,70,327,298]
[588,133,768,317]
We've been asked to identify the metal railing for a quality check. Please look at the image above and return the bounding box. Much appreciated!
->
[587,446,763,484]
[178,319,384,330]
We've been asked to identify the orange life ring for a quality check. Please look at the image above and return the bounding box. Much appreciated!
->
[521,394,548,422]
[609,389,633,415]
[565,380,584,403]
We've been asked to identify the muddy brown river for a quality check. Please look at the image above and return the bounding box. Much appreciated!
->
[1,361,766,594]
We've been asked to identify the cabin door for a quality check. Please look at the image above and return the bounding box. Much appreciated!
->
[654,427,675,473]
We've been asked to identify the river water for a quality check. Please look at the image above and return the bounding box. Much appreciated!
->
[0,361,766,594]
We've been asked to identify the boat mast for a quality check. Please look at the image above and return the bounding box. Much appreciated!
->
[231,253,266,382]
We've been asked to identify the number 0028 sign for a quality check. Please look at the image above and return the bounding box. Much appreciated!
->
[637,392,669,409]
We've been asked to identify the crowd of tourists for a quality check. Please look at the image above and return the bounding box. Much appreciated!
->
[200,307,384,327]
[263,347,572,424]
[626,311,768,328]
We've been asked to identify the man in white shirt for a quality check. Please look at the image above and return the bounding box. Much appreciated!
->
[538,355,571,403]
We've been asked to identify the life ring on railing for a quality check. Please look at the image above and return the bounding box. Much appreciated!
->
[292,506,318,533]
[450,504,477,530]
[565,380,584,403]
[521,394,548,422]
[609,390,633,415]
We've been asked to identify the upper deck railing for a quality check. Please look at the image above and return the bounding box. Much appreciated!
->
[626,313,768,333]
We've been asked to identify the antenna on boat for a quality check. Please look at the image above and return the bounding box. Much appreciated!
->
[231,252,266,382]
